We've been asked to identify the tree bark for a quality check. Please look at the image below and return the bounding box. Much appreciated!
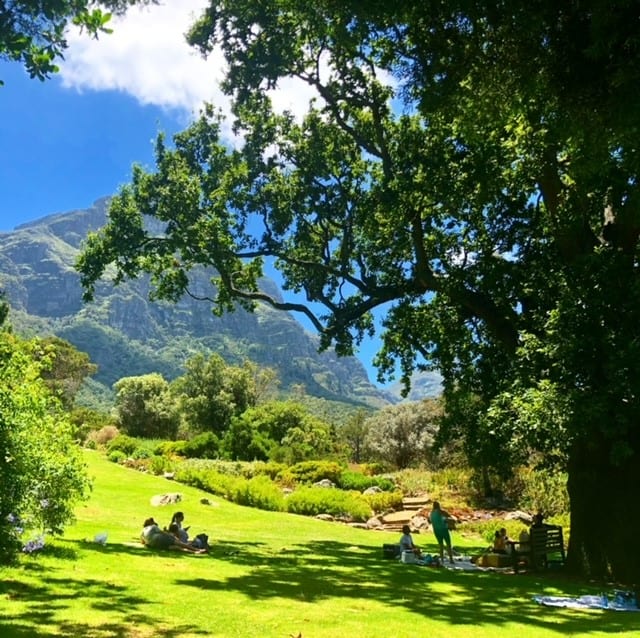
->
[566,436,640,585]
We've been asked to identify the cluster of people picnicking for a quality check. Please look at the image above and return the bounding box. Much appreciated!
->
[399,501,455,566]
[488,511,550,556]
[398,504,551,565]
[140,511,210,554]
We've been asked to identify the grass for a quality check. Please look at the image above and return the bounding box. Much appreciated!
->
[0,451,637,637]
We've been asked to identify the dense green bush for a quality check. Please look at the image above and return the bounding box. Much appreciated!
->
[107,450,127,464]
[337,470,395,492]
[285,487,371,521]
[242,461,287,481]
[148,455,176,475]
[174,462,239,499]
[230,475,285,511]
[107,434,139,456]
[178,432,220,459]
[362,490,404,514]
[288,460,343,485]
[513,467,569,516]
[0,327,89,560]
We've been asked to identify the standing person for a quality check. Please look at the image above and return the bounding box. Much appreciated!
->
[429,501,454,564]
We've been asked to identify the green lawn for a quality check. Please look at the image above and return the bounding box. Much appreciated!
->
[0,451,636,637]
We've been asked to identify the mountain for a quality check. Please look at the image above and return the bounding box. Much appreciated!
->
[1,198,406,409]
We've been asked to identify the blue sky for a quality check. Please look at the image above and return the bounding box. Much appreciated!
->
[0,0,392,385]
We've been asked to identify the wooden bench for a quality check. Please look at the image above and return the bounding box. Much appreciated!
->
[508,524,566,573]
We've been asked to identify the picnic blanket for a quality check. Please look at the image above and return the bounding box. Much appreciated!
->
[533,594,639,612]
[444,558,511,572]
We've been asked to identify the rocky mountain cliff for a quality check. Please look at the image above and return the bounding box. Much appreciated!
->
[1,198,407,408]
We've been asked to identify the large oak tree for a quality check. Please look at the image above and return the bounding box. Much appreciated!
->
[77,1,640,582]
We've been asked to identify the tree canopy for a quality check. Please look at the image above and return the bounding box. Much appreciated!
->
[77,1,640,582]
[0,0,154,82]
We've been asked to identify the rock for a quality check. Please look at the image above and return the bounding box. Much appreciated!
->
[150,493,182,507]
[163,472,175,480]
[505,510,533,525]
[315,513,334,521]
[363,486,382,495]
[313,479,335,488]
[366,516,383,529]
[381,510,414,524]
[410,515,430,530]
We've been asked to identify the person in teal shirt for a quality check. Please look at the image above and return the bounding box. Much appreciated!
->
[429,501,454,564]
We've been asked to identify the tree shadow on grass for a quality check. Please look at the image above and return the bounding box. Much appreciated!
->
[0,559,207,638]
[173,538,637,635]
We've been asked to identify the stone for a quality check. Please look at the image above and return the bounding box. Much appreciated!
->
[150,493,182,507]
[505,510,534,525]
[313,479,335,488]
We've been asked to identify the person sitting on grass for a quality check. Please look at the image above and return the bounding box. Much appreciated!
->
[169,511,190,543]
[141,518,206,554]
[399,524,422,558]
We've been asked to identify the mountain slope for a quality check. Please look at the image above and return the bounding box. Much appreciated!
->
[1,198,399,408]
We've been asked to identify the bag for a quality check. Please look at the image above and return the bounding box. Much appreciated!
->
[193,533,210,550]
[382,543,401,559]
[401,550,419,564]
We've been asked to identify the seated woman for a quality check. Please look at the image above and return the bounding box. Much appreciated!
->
[492,529,508,554]
[169,511,190,543]
[399,524,422,558]
[141,518,206,554]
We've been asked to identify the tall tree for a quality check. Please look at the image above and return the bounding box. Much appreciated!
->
[36,336,98,410]
[0,1,154,82]
[114,373,178,438]
[77,1,640,582]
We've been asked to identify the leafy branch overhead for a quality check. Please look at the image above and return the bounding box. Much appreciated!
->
[0,1,156,82]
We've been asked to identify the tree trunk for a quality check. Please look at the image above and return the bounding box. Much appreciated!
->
[566,436,640,585]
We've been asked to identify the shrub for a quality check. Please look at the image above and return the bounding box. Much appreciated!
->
[131,447,151,460]
[107,450,126,464]
[288,460,343,485]
[107,434,138,456]
[154,440,184,457]
[148,455,176,475]
[514,467,569,516]
[86,425,120,447]
[179,432,220,459]
[362,490,404,514]
[337,469,395,492]
[242,460,287,481]
[174,462,238,499]
[230,476,285,511]
[285,487,371,521]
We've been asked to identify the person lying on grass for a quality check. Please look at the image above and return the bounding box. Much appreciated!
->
[141,517,207,554]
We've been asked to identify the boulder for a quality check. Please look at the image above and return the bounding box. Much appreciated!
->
[150,493,182,507]
[313,479,335,488]
[505,510,534,525]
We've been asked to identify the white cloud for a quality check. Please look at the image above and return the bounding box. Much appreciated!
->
[60,0,229,122]
[59,0,319,129]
